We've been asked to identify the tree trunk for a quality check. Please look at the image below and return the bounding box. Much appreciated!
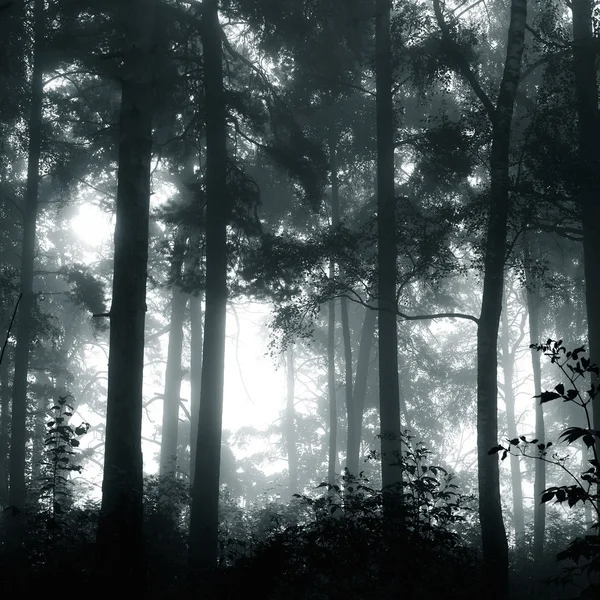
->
[8,0,44,516]
[159,228,188,477]
[188,286,203,486]
[286,345,298,497]
[327,293,337,486]
[572,0,600,437]
[346,306,376,478]
[476,2,526,597]
[95,0,156,589]
[327,136,341,486]
[524,240,545,562]
[0,356,9,507]
[375,0,402,511]
[189,0,230,575]
[500,306,525,549]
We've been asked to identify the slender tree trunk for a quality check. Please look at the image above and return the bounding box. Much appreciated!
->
[286,345,298,497]
[159,228,188,477]
[476,2,527,596]
[524,241,545,562]
[328,136,355,486]
[572,0,600,437]
[375,0,402,511]
[340,298,353,470]
[327,136,341,486]
[500,306,525,549]
[31,373,50,483]
[8,0,44,516]
[95,0,156,589]
[188,287,203,486]
[189,0,230,575]
[346,306,376,478]
[0,356,9,507]
[327,292,337,486]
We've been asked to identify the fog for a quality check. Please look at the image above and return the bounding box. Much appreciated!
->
[0,1,598,599]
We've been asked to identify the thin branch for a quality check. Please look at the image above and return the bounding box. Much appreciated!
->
[525,24,569,50]
[306,71,375,97]
[0,293,21,367]
[337,292,479,325]
[433,0,496,121]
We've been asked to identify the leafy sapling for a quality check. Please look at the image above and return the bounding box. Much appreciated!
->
[489,339,599,594]
[39,394,90,536]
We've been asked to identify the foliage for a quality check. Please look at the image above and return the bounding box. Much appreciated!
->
[36,394,90,537]
[489,340,600,598]
[215,436,478,599]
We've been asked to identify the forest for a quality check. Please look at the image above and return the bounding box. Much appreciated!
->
[0,0,599,598]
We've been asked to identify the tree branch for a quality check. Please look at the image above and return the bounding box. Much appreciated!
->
[433,0,496,121]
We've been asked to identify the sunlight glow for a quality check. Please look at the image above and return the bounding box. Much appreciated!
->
[71,204,111,247]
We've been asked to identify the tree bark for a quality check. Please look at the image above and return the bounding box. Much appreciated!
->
[285,345,298,497]
[500,305,525,549]
[524,240,545,562]
[327,136,341,486]
[188,286,203,486]
[571,0,600,437]
[376,0,402,511]
[95,0,156,589]
[189,0,230,575]
[475,2,527,596]
[327,292,337,486]
[0,356,9,507]
[346,306,376,478]
[159,228,188,477]
[8,0,44,516]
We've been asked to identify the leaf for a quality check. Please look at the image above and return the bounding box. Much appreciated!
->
[559,427,588,445]
[488,445,504,455]
[539,391,561,403]
[582,435,595,448]
[541,491,554,503]
[554,383,565,395]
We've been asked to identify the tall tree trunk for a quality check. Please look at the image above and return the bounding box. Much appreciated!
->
[340,298,353,470]
[375,0,402,510]
[286,345,298,497]
[8,0,44,516]
[327,291,337,486]
[346,306,376,478]
[329,135,355,485]
[524,240,545,562]
[95,0,156,589]
[188,286,203,486]
[500,306,525,549]
[475,2,526,597]
[327,136,341,486]
[572,0,600,437]
[189,0,230,575]
[0,356,9,507]
[159,228,188,477]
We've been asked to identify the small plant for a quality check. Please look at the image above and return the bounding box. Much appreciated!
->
[38,394,90,538]
[489,339,600,598]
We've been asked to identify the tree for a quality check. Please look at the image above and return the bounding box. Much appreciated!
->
[571,0,600,438]
[500,289,526,549]
[433,1,528,596]
[95,0,156,589]
[189,0,231,575]
[285,345,298,497]
[159,227,187,477]
[376,0,403,513]
[8,0,45,521]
